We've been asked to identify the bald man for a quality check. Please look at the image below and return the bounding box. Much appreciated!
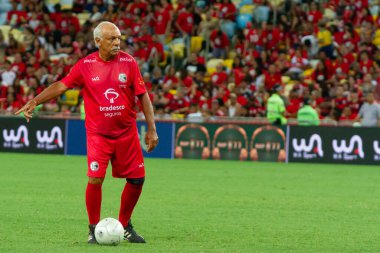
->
[16,21,158,244]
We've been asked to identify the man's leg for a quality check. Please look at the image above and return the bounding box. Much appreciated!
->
[86,177,104,244]
[119,177,145,243]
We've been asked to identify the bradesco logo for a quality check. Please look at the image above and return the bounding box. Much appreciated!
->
[292,134,323,159]
[36,126,63,150]
[104,88,118,103]
[332,135,364,160]
[99,88,125,112]
[3,125,29,149]
[373,141,380,161]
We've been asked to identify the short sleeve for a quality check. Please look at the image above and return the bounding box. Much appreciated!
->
[131,60,147,96]
[60,61,84,89]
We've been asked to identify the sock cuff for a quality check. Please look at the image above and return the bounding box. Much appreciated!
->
[126,183,143,190]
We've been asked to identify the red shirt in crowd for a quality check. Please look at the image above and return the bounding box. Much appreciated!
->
[220,3,236,21]
[210,30,229,49]
[7,10,27,25]
[211,71,228,85]
[148,41,165,62]
[359,59,373,74]
[60,51,146,137]
[264,71,282,91]
[154,9,171,35]
[128,1,148,16]
[168,97,190,112]
[307,10,323,24]
[333,96,348,111]
[176,11,194,34]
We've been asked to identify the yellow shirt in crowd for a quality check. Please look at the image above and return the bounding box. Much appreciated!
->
[317,29,332,47]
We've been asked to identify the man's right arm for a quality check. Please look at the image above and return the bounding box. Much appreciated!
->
[15,81,68,122]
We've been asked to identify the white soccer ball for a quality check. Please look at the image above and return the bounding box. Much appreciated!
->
[95,218,124,246]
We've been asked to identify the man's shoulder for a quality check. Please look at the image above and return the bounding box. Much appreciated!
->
[79,52,98,65]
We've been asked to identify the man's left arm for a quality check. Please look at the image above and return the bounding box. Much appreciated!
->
[138,92,159,153]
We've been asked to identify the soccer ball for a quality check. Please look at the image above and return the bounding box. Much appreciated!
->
[95,218,124,246]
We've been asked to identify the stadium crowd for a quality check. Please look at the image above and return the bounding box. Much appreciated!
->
[0,0,380,124]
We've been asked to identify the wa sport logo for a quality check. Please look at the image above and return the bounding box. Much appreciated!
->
[332,135,364,160]
[3,125,29,149]
[374,141,380,161]
[292,134,323,159]
[36,126,63,150]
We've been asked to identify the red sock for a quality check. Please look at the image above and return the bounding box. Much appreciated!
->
[119,183,143,227]
[86,183,102,225]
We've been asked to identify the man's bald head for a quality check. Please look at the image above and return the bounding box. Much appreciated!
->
[93,21,121,60]
[93,21,120,46]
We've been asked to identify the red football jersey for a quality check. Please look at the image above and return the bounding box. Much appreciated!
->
[61,51,146,137]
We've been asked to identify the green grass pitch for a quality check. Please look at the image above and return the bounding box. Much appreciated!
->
[1,153,380,253]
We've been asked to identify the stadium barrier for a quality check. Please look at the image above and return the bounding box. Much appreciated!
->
[1,117,379,165]
[0,117,66,154]
[174,122,286,162]
[0,117,174,159]
[287,125,380,165]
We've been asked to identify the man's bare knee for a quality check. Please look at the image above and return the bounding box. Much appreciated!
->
[88,177,104,185]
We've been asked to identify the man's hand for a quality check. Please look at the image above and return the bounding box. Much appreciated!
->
[15,99,38,122]
[145,129,159,153]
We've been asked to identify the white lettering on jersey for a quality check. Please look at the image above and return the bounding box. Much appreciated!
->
[84,59,96,63]
[120,57,133,62]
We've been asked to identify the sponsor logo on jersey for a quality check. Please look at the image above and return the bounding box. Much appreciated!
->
[84,58,96,63]
[99,105,125,111]
[103,88,119,104]
[118,73,127,83]
[3,125,29,149]
[92,76,100,81]
[120,57,133,62]
[90,161,99,171]
[332,135,364,160]
[99,88,124,113]
[373,140,380,161]
[292,134,323,159]
[36,126,63,150]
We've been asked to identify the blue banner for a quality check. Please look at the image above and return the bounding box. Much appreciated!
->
[137,121,174,159]
[66,120,174,158]
[66,119,87,155]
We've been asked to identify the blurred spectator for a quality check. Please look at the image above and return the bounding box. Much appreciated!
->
[226,92,241,117]
[1,60,16,87]
[210,27,229,59]
[356,92,380,127]
[317,21,334,59]
[263,64,282,91]
[297,98,320,126]
[266,84,287,125]
[187,103,203,119]
[153,2,172,44]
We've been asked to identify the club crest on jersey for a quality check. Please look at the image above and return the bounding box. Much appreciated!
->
[119,73,127,83]
[90,161,99,171]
